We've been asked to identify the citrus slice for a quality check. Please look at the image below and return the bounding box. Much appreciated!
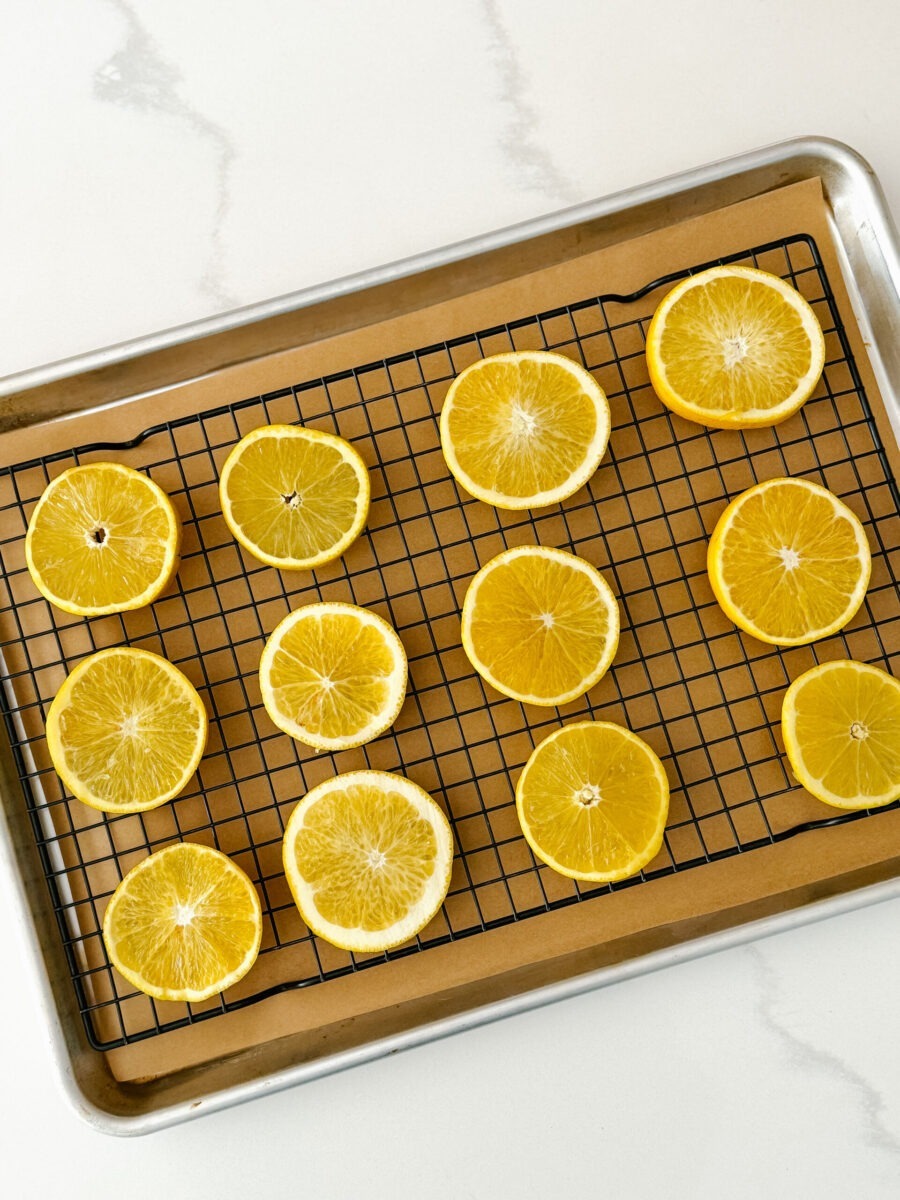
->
[782,660,900,810]
[102,843,262,1002]
[707,477,870,646]
[219,424,369,569]
[516,721,670,881]
[645,265,826,428]
[461,545,619,706]
[439,350,610,509]
[259,602,407,751]
[46,647,208,813]
[282,770,454,953]
[25,462,181,616]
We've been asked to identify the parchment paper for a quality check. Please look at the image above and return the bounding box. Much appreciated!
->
[1,176,897,1086]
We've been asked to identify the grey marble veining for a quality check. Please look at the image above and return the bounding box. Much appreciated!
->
[94,0,238,311]
[748,944,900,1161]
[479,0,578,205]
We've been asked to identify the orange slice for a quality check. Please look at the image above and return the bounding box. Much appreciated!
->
[782,659,900,810]
[461,545,619,706]
[219,424,369,569]
[25,462,180,616]
[707,477,870,646]
[646,265,825,428]
[259,602,407,751]
[46,647,207,814]
[102,843,262,1002]
[516,721,670,881]
[282,771,454,953]
[439,351,610,509]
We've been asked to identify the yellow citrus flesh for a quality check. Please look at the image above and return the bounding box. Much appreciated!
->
[25,462,181,616]
[46,648,208,813]
[646,265,826,428]
[461,545,619,706]
[219,424,369,569]
[516,721,670,882]
[259,602,407,751]
[282,771,454,953]
[707,477,870,646]
[102,843,262,1003]
[782,660,900,810]
[439,351,610,509]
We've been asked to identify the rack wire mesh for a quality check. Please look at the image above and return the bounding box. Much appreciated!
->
[1,233,898,1052]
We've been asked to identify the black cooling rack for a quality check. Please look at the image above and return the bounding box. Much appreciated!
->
[1,233,899,1052]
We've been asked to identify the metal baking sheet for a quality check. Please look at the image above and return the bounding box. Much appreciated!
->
[0,136,898,1133]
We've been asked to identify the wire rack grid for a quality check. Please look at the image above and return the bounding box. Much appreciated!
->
[1,233,898,1052]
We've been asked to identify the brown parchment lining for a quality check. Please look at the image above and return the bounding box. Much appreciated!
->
[1,177,898,1086]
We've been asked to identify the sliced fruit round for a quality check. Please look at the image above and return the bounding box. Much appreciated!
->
[219,424,369,570]
[516,721,670,882]
[707,477,870,646]
[46,647,208,814]
[439,350,610,509]
[282,770,454,953]
[259,602,407,751]
[25,462,181,616]
[102,843,262,1003]
[782,659,900,810]
[645,264,826,428]
[461,545,619,707]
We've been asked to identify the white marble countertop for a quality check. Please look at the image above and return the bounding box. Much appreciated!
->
[2,2,899,1194]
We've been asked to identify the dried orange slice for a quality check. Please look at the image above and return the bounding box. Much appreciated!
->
[439,351,610,509]
[46,647,207,813]
[782,659,900,810]
[219,424,369,569]
[25,462,180,616]
[282,771,454,953]
[646,265,825,428]
[516,721,670,881]
[461,545,619,706]
[102,843,262,1002]
[707,477,870,646]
